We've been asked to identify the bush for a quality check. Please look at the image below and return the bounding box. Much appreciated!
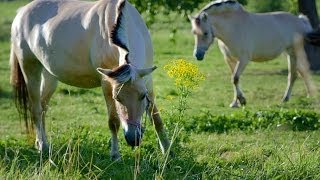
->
[247,0,298,13]
[184,109,320,133]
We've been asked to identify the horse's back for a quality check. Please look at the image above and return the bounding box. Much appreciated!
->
[245,12,309,61]
[11,0,153,88]
[11,0,112,87]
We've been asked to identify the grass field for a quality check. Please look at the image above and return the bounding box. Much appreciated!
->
[1,1,320,179]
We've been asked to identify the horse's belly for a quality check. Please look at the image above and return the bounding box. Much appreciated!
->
[57,74,101,88]
[251,46,284,62]
[42,60,101,88]
[251,54,281,62]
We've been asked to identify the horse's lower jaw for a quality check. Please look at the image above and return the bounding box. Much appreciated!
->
[194,53,205,61]
[196,57,204,61]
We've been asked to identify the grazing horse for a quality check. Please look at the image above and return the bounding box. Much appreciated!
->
[189,0,316,107]
[10,0,170,160]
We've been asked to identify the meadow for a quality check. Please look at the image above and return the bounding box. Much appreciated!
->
[1,1,320,179]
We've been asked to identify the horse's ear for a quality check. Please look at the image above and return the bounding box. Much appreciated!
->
[188,15,195,21]
[97,64,132,84]
[137,66,157,77]
[97,68,113,76]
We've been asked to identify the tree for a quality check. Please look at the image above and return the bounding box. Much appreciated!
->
[298,0,320,71]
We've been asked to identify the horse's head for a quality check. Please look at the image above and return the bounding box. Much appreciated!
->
[189,13,215,61]
[97,64,156,147]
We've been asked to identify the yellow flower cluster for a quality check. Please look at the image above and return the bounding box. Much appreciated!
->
[164,59,205,89]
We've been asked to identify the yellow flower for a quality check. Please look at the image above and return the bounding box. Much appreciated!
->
[164,59,205,89]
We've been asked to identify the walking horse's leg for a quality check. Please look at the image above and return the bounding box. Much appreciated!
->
[283,48,298,102]
[21,58,49,151]
[230,57,248,108]
[101,80,121,160]
[294,37,316,97]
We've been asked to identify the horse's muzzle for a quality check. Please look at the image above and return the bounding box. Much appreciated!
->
[124,124,144,147]
[194,49,205,61]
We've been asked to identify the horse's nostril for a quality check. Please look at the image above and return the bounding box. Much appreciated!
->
[196,54,204,60]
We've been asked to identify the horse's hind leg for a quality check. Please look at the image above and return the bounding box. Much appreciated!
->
[294,43,316,97]
[40,69,58,133]
[21,59,48,151]
[101,81,121,160]
[283,50,298,102]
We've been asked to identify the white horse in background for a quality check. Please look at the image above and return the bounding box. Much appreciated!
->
[189,0,316,107]
[10,0,170,160]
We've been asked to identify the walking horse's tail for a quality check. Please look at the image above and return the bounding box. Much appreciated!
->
[299,14,320,46]
[305,27,320,46]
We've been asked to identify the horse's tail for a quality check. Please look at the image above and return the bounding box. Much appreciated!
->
[298,14,320,46]
[299,14,313,33]
[10,44,32,135]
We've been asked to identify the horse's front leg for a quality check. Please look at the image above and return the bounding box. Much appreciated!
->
[230,60,248,108]
[148,92,171,154]
[282,51,298,102]
[101,81,121,160]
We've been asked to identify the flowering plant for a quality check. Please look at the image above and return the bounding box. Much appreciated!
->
[164,59,205,122]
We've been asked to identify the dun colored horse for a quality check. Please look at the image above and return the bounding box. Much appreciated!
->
[10,0,170,160]
[189,0,316,107]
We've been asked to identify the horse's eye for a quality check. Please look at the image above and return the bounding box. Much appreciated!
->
[139,93,147,101]
[113,95,121,102]
[204,32,208,36]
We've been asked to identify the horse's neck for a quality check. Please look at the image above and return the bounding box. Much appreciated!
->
[120,7,147,68]
[210,10,248,42]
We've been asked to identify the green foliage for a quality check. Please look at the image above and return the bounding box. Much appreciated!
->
[247,0,298,13]
[185,109,320,133]
[247,0,285,12]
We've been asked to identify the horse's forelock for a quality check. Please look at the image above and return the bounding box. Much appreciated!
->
[109,64,136,84]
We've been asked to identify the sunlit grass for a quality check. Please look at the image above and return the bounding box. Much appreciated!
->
[1,0,320,178]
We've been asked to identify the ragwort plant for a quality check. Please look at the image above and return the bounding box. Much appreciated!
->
[164,59,205,123]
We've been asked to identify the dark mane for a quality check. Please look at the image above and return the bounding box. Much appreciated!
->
[202,0,238,13]
[110,0,129,54]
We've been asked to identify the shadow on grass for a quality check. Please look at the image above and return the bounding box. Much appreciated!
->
[0,87,12,99]
[0,125,207,179]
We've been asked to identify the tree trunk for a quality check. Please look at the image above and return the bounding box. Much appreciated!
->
[298,0,320,71]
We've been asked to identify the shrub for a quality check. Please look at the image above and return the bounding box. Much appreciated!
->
[185,109,320,133]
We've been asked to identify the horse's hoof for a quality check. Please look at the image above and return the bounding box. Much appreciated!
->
[282,96,289,102]
[169,150,175,158]
[229,101,239,108]
[35,140,49,153]
[110,153,121,161]
[238,97,246,106]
